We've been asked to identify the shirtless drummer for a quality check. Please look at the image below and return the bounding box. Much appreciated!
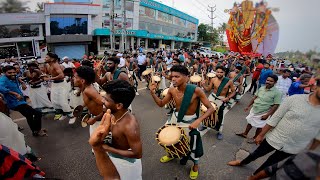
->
[43,53,76,124]
[101,80,142,180]
[201,66,236,140]
[73,66,104,136]
[150,65,214,179]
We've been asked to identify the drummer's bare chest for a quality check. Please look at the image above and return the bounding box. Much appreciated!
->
[213,80,229,92]
[110,125,129,148]
[172,94,198,113]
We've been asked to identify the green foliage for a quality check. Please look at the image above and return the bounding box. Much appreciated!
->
[0,0,29,13]
[214,46,227,53]
[197,23,219,46]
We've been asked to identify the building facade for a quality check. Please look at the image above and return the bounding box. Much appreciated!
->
[95,0,198,54]
[0,0,198,59]
[44,1,102,59]
[0,13,45,59]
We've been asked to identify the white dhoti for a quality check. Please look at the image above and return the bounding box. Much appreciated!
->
[69,88,84,109]
[21,84,30,97]
[246,109,270,128]
[0,113,28,155]
[109,154,142,180]
[208,93,228,133]
[89,120,100,136]
[159,76,167,90]
[29,85,54,112]
[50,81,72,114]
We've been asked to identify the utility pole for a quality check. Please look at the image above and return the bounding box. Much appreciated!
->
[207,4,216,31]
[110,0,115,53]
[120,0,126,52]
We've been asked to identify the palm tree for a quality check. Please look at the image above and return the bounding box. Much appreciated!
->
[0,0,29,13]
[36,2,44,12]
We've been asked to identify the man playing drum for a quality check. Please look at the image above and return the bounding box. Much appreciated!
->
[125,56,139,95]
[100,80,142,180]
[201,66,236,140]
[73,66,105,137]
[229,66,244,102]
[149,65,214,179]
[95,57,130,85]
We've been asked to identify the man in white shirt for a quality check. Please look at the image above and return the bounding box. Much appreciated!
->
[228,80,320,175]
[137,53,146,81]
[117,53,126,69]
[61,56,75,69]
[276,69,292,101]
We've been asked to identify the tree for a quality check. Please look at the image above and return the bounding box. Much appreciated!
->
[197,23,207,41]
[0,0,29,13]
[36,2,44,12]
[197,23,220,45]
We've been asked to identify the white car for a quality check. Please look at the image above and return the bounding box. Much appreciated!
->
[212,51,224,58]
[199,49,213,57]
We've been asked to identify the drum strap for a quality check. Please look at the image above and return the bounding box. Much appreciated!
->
[216,77,230,97]
[233,73,242,83]
[177,84,200,123]
[113,70,122,80]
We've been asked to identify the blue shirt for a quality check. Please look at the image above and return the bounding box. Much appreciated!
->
[0,76,26,109]
[288,81,304,96]
[259,68,273,84]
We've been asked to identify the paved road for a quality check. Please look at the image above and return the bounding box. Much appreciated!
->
[13,80,271,180]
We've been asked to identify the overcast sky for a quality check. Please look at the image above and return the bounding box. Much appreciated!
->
[25,0,320,52]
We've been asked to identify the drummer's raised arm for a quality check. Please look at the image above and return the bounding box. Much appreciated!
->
[202,78,214,92]
[96,73,108,86]
[150,85,172,107]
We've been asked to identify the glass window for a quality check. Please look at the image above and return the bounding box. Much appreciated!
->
[100,36,111,49]
[17,42,34,57]
[0,44,18,59]
[162,26,175,36]
[0,25,39,38]
[50,16,88,35]
[158,11,173,24]
[173,17,186,27]
[139,6,155,19]
[187,21,197,31]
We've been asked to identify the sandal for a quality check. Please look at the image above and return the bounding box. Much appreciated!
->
[189,166,199,179]
[54,114,62,120]
[160,155,174,163]
[235,133,247,138]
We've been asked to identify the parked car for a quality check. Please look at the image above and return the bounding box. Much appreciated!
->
[199,49,213,57]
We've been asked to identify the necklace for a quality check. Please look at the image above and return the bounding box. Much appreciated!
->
[111,110,129,125]
[175,89,184,99]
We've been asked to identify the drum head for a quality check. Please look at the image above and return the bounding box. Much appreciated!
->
[190,75,201,83]
[153,76,161,82]
[100,91,106,97]
[81,114,89,128]
[158,126,181,145]
[162,88,169,97]
[207,73,216,78]
[200,101,217,112]
[142,69,152,76]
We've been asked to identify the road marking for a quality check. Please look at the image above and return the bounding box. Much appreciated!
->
[137,87,147,91]
[13,117,26,122]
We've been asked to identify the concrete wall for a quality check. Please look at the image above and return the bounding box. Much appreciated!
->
[0,13,45,25]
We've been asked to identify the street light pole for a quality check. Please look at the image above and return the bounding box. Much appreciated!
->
[110,0,115,53]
